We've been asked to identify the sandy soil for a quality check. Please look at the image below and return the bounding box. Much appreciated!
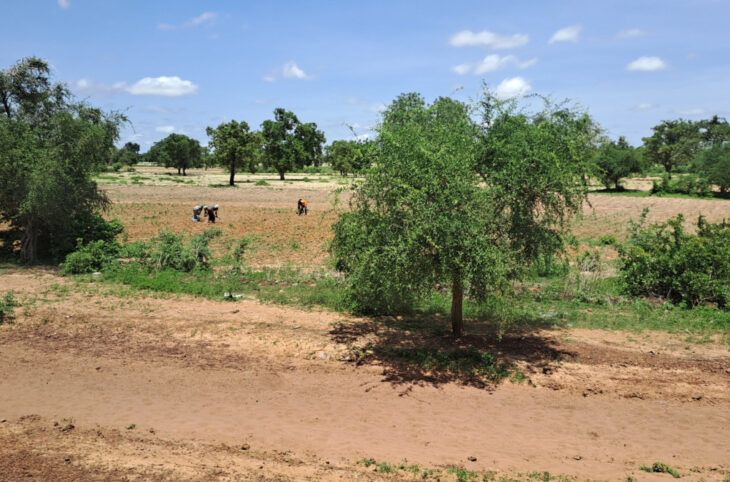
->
[1,270,729,481]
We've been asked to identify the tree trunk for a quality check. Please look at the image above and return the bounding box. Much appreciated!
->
[182,167,186,176]
[279,171,285,181]
[451,274,464,338]
[20,219,39,264]
[229,166,235,186]
[177,167,181,175]
[664,163,672,180]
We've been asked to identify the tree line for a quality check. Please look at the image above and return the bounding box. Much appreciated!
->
[592,116,730,194]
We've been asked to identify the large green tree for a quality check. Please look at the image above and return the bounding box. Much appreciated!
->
[261,108,325,180]
[147,133,202,176]
[593,136,642,190]
[206,120,262,186]
[642,119,699,179]
[0,57,123,262]
[331,92,595,337]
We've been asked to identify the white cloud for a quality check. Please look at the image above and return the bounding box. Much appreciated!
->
[155,126,175,134]
[370,103,387,113]
[494,77,531,99]
[282,61,309,79]
[677,108,705,116]
[158,11,218,30]
[127,76,198,96]
[76,76,198,97]
[549,25,582,44]
[75,78,126,96]
[58,0,70,8]
[189,12,217,27]
[616,28,647,39]
[263,61,311,82]
[631,103,656,111]
[449,30,528,49]
[626,56,667,71]
[451,55,537,75]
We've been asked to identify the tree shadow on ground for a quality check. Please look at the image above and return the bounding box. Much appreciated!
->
[330,313,575,389]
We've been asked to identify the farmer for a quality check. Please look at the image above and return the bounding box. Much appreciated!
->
[297,199,308,216]
[192,205,203,222]
[208,204,219,223]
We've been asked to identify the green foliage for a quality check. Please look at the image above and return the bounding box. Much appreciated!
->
[324,139,371,176]
[254,179,269,186]
[694,143,730,193]
[332,90,596,336]
[146,229,218,272]
[261,108,326,180]
[112,142,141,166]
[0,57,125,262]
[640,462,680,478]
[619,213,730,308]
[642,119,700,179]
[146,133,202,176]
[206,120,262,186]
[0,291,18,324]
[62,239,121,274]
[593,136,642,190]
[651,173,712,197]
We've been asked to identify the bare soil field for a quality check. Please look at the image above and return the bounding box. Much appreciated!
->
[1,169,729,480]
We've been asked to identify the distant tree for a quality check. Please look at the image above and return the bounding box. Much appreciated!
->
[114,142,141,165]
[642,119,699,179]
[261,108,325,179]
[695,144,730,193]
[325,140,362,176]
[693,116,730,193]
[0,57,124,262]
[331,91,595,337]
[295,121,326,167]
[206,120,262,186]
[147,133,202,175]
[593,136,642,190]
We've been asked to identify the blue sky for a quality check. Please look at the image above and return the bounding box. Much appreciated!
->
[2,0,729,150]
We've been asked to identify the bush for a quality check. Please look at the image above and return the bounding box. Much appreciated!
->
[619,213,730,308]
[146,228,220,272]
[0,291,18,324]
[62,239,121,274]
[651,174,712,197]
[111,162,123,172]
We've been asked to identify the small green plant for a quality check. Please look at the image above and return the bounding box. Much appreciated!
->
[598,235,618,246]
[376,461,394,473]
[254,179,270,186]
[0,291,19,324]
[448,467,479,481]
[126,423,136,430]
[640,462,680,478]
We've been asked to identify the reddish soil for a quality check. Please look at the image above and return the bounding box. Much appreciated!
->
[1,270,729,481]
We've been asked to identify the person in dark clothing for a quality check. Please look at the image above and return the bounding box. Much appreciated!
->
[208,204,219,223]
[297,199,308,216]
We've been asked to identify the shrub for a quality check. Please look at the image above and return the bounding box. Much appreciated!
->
[619,213,730,308]
[0,291,18,324]
[651,174,712,197]
[62,239,121,274]
[146,229,219,272]
[111,162,123,172]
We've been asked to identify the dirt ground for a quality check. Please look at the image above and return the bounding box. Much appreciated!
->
[1,267,729,480]
[1,170,729,480]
